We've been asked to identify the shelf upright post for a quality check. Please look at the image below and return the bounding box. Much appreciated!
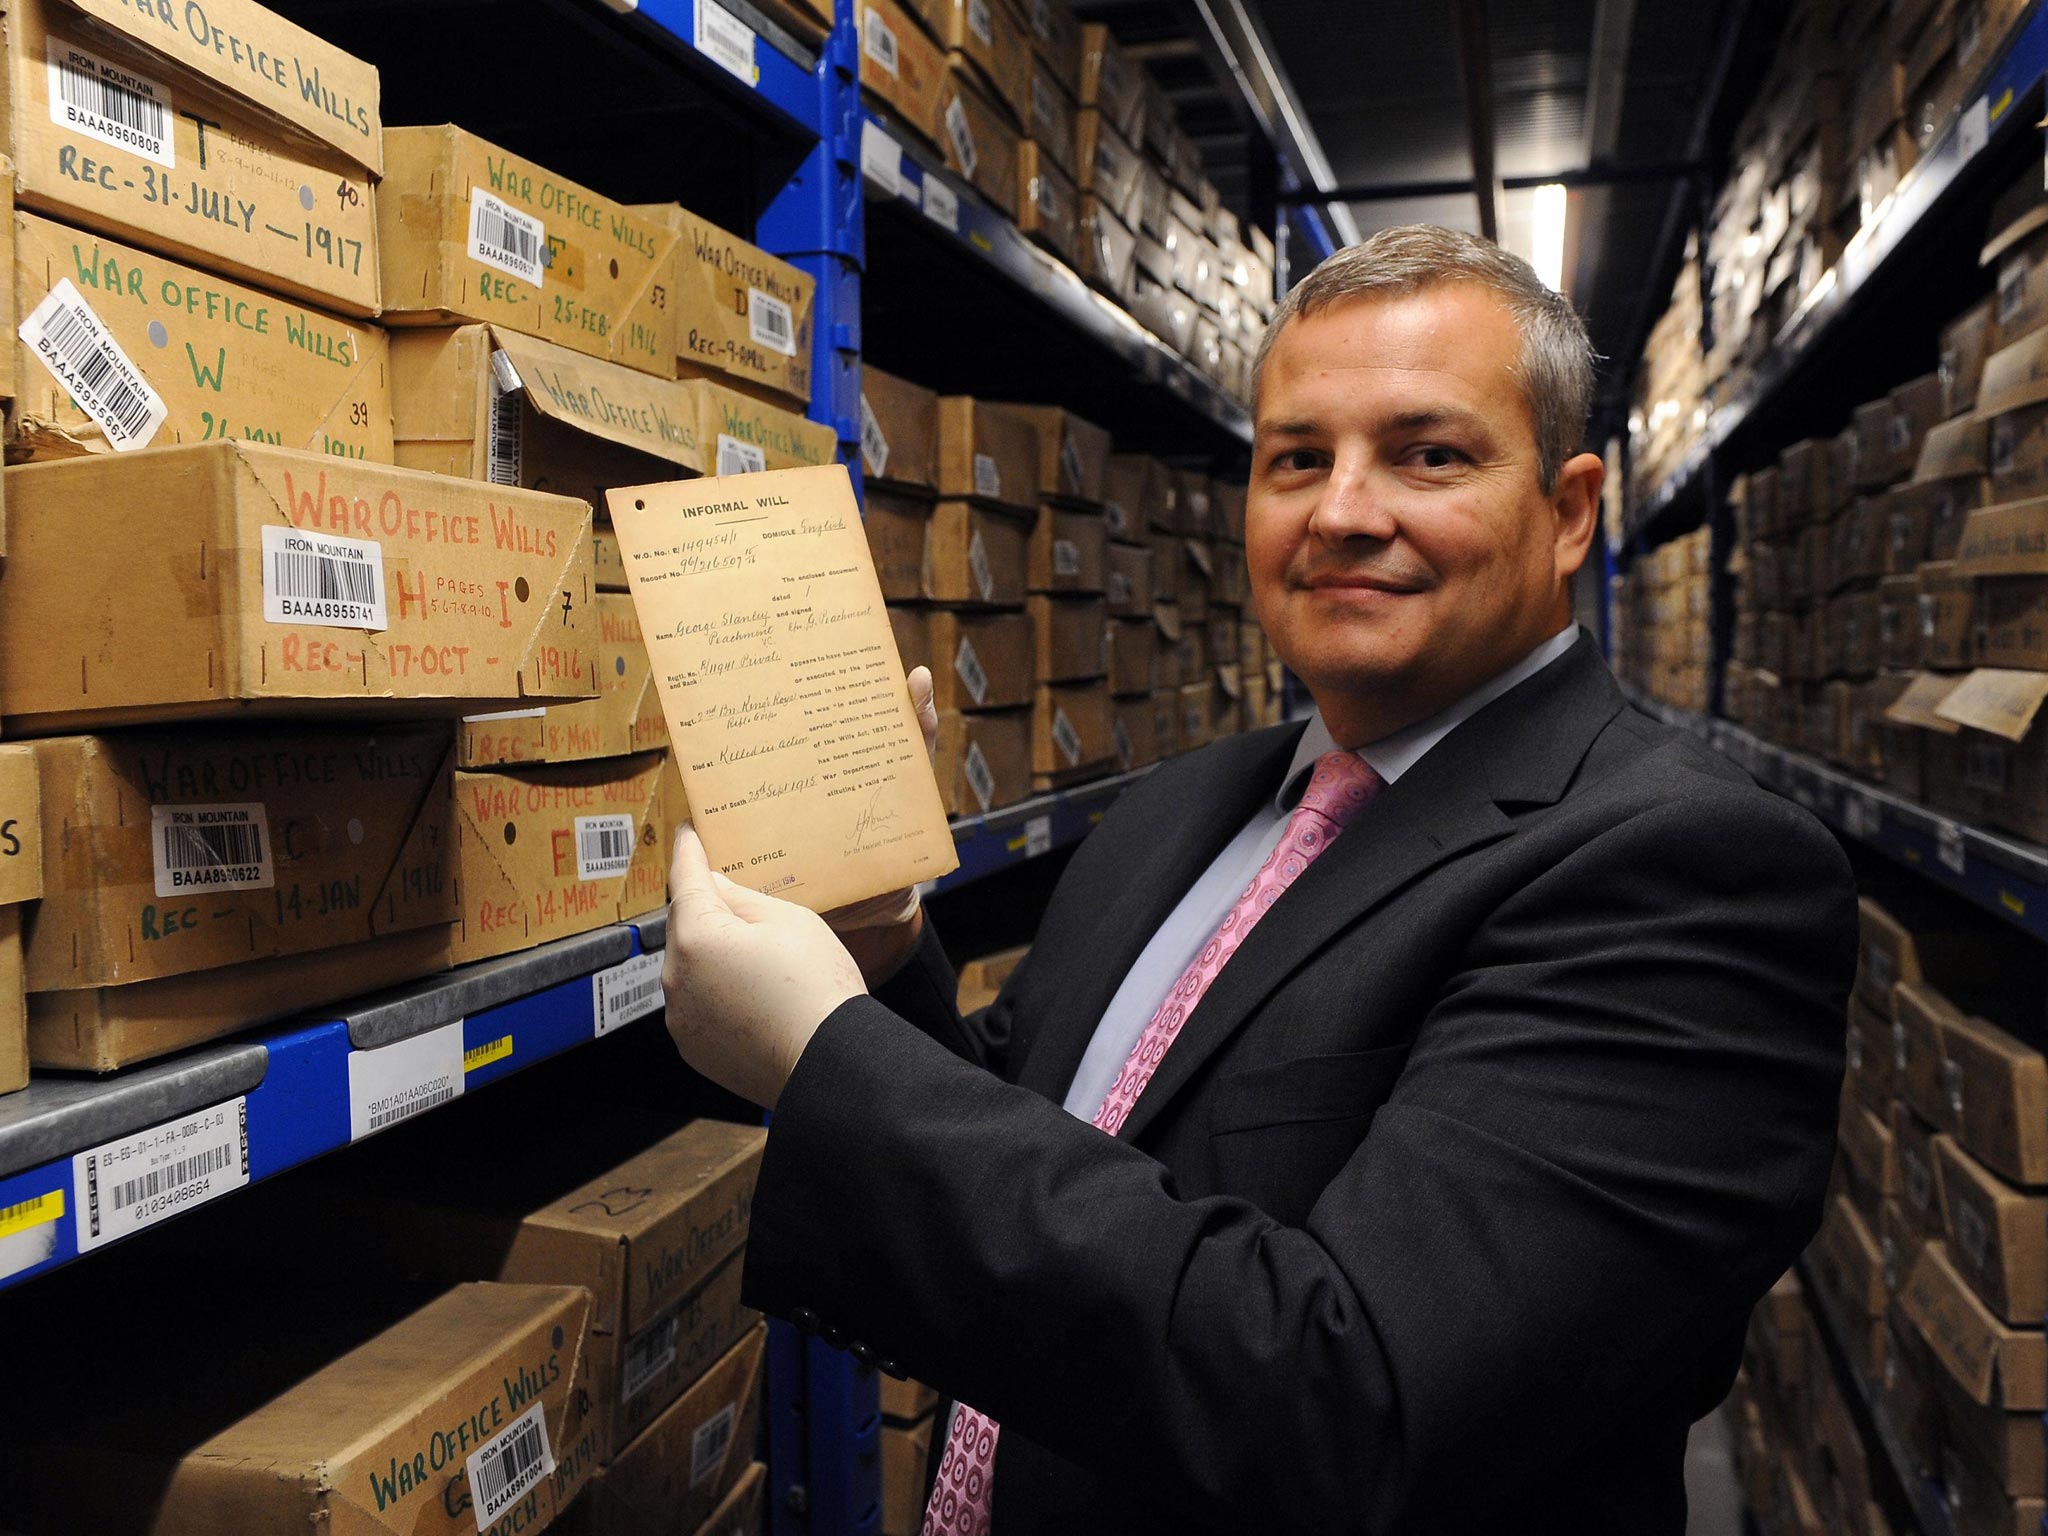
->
[753,11,882,1534]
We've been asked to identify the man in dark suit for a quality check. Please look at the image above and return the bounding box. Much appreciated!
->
[659,225,1856,1534]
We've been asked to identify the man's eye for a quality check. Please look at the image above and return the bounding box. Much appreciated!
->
[1413,446,1466,470]
[1272,449,1324,473]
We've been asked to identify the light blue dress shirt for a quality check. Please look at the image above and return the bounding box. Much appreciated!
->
[1058,625,1582,1120]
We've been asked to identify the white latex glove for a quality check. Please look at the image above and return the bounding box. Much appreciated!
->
[663,823,866,1109]
[822,666,940,978]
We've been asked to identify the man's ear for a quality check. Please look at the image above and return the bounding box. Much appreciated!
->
[1550,450,1604,584]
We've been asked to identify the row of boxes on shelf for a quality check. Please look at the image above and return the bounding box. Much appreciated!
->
[1775,893,2048,1536]
[5,1107,772,1536]
[1626,0,2031,508]
[852,0,1276,404]
[857,364,1279,812]
[1609,525,1714,714]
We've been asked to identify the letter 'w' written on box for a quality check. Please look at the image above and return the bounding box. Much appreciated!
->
[606,465,957,911]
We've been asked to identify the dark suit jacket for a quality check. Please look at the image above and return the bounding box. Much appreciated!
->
[741,634,1856,1534]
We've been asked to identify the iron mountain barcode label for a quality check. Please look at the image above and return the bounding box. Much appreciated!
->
[46,37,175,167]
[575,814,637,881]
[73,1098,250,1251]
[18,279,169,451]
[150,802,274,898]
[748,289,797,356]
[260,524,389,630]
[468,187,547,286]
[467,1401,555,1527]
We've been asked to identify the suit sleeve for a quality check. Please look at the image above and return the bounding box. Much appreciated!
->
[742,783,1854,1533]
[869,914,1017,1078]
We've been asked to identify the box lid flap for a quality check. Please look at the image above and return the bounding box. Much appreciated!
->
[1884,671,1966,733]
[1973,327,2048,416]
[57,0,381,175]
[1934,667,2048,741]
[1916,416,1988,481]
[489,329,705,473]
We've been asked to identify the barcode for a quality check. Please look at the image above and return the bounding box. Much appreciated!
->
[161,819,264,873]
[863,8,899,73]
[691,1403,738,1488]
[53,49,169,151]
[748,288,796,356]
[369,1082,455,1132]
[582,824,632,864]
[476,1417,547,1508]
[488,375,523,486]
[474,199,539,274]
[621,1316,679,1400]
[272,546,378,607]
[718,434,767,475]
[111,1143,231,1212]
[38,301,155,441]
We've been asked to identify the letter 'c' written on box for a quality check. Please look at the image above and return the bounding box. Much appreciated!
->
[605,465,957,911]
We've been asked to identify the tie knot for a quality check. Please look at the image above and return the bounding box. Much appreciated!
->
[1297,750,1382,830]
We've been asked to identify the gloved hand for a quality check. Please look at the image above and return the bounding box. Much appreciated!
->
[822,665,940,983]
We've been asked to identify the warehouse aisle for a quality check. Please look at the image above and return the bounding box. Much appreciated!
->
[1685,1412,1744,1536]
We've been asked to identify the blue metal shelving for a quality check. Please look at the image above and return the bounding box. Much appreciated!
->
[604,0,833,139]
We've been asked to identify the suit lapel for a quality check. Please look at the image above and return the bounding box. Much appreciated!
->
[1112,634,1627,1145]
[1012,721,1307,1103]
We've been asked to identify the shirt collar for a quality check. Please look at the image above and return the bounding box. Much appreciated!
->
[1277,625,1582,810]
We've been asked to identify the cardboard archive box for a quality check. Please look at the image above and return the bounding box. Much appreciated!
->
[936,396,1037,513]
[450,749,670,965]
[867,495,1028,606]
[934,65,1021,219]
[1016,140,1079,266]
[24,722,457,1071]
[1113,691,1159,771]
[0,746,40,1093]
[555,1327,769,1536]
[11,1281,592,1536]
[925,609,1033,710]
[934,706,1030,814]
[998,403,1111,507]
[460,593,666,769]
[339,1119,766,1468]
[936,0,1030,126]
[1028,52,1079,177]
[4,0,381,315]
[1028,594,1106,682]
[379,126,677,377]
[391,324,706,498]
[11,210,392,462]
[0,443,598,734]
[633,203,815,408]
[955,942,1027,1013]
[1032,679,1113,784]
[696,375,838,475]
[1078,24,1144,143]
[861,364,939,492]
[1935,1137,2048,1326]
[1029,505,1107,593]
[857,0,949,148]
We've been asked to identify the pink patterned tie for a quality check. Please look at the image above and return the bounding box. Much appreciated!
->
[922,750,1384,1536]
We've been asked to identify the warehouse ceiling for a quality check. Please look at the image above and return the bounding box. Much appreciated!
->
[1078,0,1787,433]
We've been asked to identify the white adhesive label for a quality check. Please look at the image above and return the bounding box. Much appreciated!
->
[695,0,758,84]
[151,802,273,898]
[468,187,546,286]
[1052,539,1082,577]
[1105,501,1130,538]
[863,7,900,75]
[20,279,167,451]
[954,635,990,705]
[1053,708,1082,765]
[575,813,636,880]
[262,523,388,630]
[621,1312,679,1400]
[1034,173,1057,221]
[1937,819,1966,874]
[718,434,768,475]
[1993,417,2016,475]
[487,364,524,485]
[1955,1199,1989,1269]
[0,1195,62,1285]
[860,392,891,477]
[748,288,797,356]
[945,95,978,178]
[1109,571,1133,606]
[347,1021,465,1142]
[468,1401,556,1532]
[74,1099,249,1251]
[48,37,173,167]
[594,952,665,1037]
[963,741,996,811]
[1960,94,1989,160]
[691,1401,738,1488]
[967,0,993,45]
[1060,434,1085,495]
[923,175,960,233]
[973,453,1002,499]
[1114,718,1134,770]
[1024,814,1052,856]
[968,529,995,601]
[1032,74,1056,133]
[860,118,903,197]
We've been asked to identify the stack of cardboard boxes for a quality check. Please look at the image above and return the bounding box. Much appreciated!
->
[1782,893,2048,1534]
[852,0,1273,405]
[1610,525,1713,714]
[1628,0,2030,508]
[863,363,1270,815]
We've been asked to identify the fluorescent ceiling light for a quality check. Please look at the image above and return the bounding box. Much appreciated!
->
[1532,183,1568,292]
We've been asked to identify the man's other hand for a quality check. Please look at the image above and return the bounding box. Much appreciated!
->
[823,664,940,985]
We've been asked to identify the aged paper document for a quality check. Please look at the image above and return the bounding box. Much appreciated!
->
[606,464,958,910]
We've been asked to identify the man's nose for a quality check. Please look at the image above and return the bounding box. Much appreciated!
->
[1307,452,1397,545]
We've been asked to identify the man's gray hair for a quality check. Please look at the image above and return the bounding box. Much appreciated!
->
[1251,225,1596,494]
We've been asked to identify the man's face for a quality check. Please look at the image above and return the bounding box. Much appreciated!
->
[1247,284,1597,738]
